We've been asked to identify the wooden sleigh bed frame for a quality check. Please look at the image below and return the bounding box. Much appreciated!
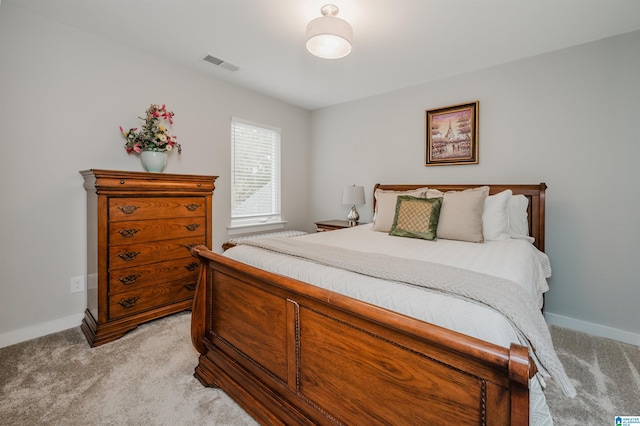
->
[190,183,547,425]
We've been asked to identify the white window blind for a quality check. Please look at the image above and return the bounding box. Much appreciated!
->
[230,117,282,229]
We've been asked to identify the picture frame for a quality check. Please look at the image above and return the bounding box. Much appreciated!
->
[425,101,479,166]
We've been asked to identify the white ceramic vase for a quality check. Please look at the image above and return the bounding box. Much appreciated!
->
[140,151,167,172]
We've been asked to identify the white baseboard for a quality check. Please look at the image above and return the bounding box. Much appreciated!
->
[545,312,640,347]
[0,313,84,349]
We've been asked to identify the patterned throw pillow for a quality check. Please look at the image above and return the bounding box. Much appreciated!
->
[389,196,443,240]
[372,187,428,232]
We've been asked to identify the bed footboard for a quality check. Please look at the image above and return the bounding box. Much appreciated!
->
[190,246,535,425]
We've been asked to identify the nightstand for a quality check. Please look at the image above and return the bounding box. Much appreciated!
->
[315,220,364,232]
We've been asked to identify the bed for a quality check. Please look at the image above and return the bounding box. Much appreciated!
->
[189,183,574,425]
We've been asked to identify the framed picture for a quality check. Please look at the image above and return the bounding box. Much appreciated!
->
[425,101,479,166]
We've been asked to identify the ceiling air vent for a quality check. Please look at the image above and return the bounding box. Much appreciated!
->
[202,54,239,72]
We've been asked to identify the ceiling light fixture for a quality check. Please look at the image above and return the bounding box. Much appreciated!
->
[306,4,353,59]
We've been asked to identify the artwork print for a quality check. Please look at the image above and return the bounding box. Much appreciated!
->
[425,101,479,166]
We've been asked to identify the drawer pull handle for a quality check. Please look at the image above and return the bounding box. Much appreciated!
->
[185,203,200,211]
[118,205,139,215]
[118,228,140,238]
[118,251,140,261]
[184,282,197,291]
[118,274,141,285]
[185,223,200,231]
[118,297,140,308]
[184,262,200,271]
[184,243,196,252]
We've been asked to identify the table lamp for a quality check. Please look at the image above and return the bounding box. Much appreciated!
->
[342,185,365,225]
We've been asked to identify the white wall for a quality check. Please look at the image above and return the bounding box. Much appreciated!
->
[309,31,640,345]
[2,2,638,348]
[0,4,311,345]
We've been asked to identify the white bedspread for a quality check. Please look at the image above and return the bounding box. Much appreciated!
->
[304,224,551,308]
[224,225,562,425]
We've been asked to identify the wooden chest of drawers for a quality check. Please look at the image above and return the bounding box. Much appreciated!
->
[80,169,217,347]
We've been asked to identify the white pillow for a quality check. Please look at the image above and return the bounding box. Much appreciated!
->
[372,188,427,232]
[482,190,512,241]
[508,194,535,243]
[430,186,490,243]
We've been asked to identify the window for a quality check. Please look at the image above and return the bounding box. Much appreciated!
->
[230,117,283,233]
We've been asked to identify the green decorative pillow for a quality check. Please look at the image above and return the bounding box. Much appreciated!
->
[389,196,443,240]
[372,187,428,232]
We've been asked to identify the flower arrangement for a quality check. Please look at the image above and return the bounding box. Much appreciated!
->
[120,104,181,154]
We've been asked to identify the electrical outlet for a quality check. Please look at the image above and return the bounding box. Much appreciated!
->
[70,276,85,293]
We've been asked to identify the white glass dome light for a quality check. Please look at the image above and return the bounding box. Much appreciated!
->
[306,4,353,59]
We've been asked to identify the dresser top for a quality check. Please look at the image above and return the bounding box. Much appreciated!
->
[80,169,218,193]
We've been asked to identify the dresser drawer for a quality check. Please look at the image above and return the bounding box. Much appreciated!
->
[109,257,200,295]
[109,237,204,270]
[108,280,195,320]
[109,217,205,245]
[109,197,206,222]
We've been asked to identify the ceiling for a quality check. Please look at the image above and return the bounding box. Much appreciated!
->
[6,0,640,110]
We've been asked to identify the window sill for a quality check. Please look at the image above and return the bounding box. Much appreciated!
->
[227,221,287,236]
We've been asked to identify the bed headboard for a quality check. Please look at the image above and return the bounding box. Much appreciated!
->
[373,183,547,252]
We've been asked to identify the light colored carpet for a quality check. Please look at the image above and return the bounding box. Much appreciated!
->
[544,325,640,425]
[0,312,257,426]
[1,312,638,425]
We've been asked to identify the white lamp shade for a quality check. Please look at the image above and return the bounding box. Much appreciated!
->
[342,185,365,205]
[306,6,353,59]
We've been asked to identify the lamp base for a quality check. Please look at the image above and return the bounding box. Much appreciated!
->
[346,205,359,224]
